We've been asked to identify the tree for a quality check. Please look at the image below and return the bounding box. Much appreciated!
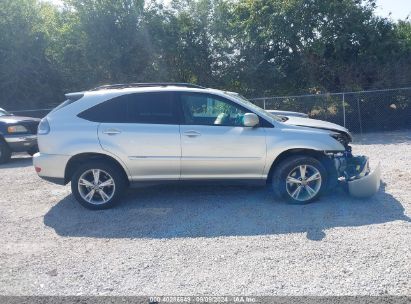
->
[0,0,411,110]
[228,0,411,96]
[0,0,62,109]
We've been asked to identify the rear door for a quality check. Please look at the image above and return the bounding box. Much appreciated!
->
[80,92,181,181]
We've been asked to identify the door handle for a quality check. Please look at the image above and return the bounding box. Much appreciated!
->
[103,129,121,135]
[183,130,201,137]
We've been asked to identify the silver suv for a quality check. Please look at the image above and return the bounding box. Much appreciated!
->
[33,83,380,209]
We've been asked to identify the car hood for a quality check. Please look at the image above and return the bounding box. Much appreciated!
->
[282,116,351,137]
[0,115,41,124]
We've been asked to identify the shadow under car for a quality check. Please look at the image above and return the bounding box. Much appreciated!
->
[43,182,410,241]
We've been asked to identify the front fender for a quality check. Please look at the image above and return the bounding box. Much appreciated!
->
[263,128,345,176]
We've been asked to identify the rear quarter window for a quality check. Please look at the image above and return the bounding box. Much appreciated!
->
[78,95,128,123]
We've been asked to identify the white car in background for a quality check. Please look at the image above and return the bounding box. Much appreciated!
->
[266,109,308,118]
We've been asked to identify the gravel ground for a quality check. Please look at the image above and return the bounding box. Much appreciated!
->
[0,131,410,296]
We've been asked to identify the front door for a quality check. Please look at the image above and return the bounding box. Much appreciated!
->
[178,92,267,180]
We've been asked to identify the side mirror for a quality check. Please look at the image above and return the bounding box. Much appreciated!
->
[243,113,259,127]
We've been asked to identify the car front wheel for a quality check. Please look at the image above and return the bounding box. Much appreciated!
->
[71,161,127,210]
[272,156,327,204]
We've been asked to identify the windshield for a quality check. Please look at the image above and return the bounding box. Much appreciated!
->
[224,92,284,122]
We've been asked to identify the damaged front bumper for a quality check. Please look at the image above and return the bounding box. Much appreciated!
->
[332,150,381,198]
[348,162,381,198]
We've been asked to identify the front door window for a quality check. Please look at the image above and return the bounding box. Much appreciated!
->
[180,93,248,127]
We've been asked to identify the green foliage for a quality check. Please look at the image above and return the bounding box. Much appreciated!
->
[0,0,62,109]
[0,0,411,109]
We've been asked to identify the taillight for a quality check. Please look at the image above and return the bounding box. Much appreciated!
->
[37,118,50,135]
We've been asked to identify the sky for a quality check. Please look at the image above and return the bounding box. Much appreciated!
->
[374,0,411,20]
[45,0,411,21]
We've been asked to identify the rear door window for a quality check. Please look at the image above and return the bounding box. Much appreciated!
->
[128,92,178,124]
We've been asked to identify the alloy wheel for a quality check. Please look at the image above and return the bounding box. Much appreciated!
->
[77,169,116,205]
[286,165,322,202]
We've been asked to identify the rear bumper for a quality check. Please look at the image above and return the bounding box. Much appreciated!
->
[348,162,381,198]
[4,134,37,152]
[33,152,71,185]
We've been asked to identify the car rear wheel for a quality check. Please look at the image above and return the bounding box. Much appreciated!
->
[0,140,11,164]
[71,161,127,210]
[272,156,327,204]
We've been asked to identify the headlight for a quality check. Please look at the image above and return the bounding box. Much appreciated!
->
[331,133,351,148]
[7,125,28,133]
[37,118,50,135]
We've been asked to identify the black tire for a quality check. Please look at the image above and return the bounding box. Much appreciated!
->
[272,156,328,204]
[27,145,39,156]
[71,161,127,210]
[0,140,12,164]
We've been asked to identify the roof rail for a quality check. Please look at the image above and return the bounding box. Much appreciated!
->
[91,82,206,91]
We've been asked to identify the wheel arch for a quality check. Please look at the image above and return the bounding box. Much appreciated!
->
[266,148,334,184]
[64,152,130,185]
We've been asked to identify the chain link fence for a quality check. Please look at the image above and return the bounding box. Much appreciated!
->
[5,87,411,134]
[250,87,411,133]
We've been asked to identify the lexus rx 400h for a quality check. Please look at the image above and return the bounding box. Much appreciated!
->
[33,83,380,209]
